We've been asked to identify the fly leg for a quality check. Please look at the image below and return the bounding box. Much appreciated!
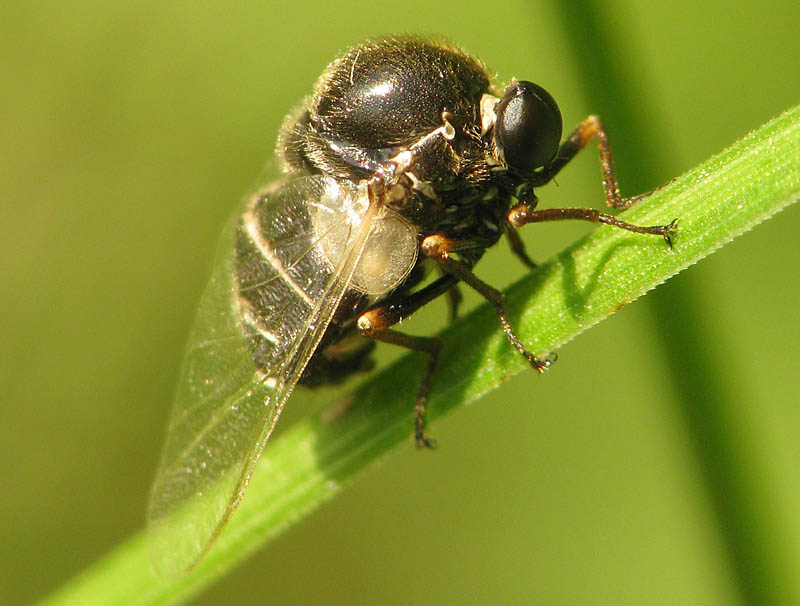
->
[357,274,458,448]
[532,115,656,208]
[508,204,678,248]
[445,283,463,322]
[420,235,555,374]
[438,266,463,321]
[505,222,538,270]
[509,115,677,252]
[361,329,441,449]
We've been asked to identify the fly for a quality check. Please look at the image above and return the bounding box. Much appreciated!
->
[148,35,677,576]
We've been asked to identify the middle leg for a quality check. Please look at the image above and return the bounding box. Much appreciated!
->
[420,234,555,373]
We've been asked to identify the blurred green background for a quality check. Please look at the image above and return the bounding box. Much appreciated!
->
[2,0,800,604]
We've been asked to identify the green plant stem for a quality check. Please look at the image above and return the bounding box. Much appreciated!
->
[41,106,800,606]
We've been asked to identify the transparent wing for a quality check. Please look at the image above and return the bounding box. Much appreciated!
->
[147,175,379,577]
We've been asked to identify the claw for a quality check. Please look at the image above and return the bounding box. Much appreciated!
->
[531,351,557,373]
[416,434,438,449]
[662,218,679,249]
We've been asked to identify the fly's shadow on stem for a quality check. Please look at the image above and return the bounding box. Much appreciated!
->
[556,238,648,322]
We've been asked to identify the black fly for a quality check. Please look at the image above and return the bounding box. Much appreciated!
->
[148,36,676,575]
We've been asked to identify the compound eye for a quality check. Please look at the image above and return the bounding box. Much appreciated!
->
[494,80,562,175]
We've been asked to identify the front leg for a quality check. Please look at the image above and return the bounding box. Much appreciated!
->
[508,204,678,248]
[533,115,650,209]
